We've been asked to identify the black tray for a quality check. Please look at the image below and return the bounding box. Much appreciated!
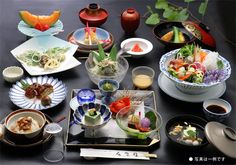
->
[65,89,160,150]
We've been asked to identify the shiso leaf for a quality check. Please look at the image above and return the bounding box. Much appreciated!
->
[109,45,117,61]
[98,43,106,60]
[217,60,224,69]
[145,111,157,130]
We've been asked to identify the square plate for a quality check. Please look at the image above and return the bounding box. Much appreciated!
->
[65,89,160,150]
[11,35,81,76]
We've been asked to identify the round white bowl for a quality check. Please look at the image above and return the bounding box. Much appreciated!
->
[120,38,153,58]
[159,49,231,94]
[2,66,24,83]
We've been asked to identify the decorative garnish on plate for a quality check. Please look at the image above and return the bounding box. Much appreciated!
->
[131,43,143,52]
[102,82,114,91]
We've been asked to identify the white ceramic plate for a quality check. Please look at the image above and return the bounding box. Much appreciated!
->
[120,38,153,57]
[9,76,67,110]
[18,20,63,37]
[11,35,80,76]
[158,73,226,103]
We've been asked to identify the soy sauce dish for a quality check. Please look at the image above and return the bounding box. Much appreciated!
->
[165,115,208,148]
[203,98,231,122]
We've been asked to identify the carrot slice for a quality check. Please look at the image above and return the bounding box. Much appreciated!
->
[179,74,191,81]
[200,51,207,62]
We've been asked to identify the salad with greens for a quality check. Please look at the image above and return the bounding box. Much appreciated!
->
[168,44,226,84]
[89,44,118,76]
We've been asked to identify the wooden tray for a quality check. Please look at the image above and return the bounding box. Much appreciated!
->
[67,31,114,54]
[65,89,160,150]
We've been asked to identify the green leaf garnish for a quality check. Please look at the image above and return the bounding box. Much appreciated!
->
[155,0,168,9]
[217,60,224,69]
[145,111,157,130]
[187,130,196,138]
[198,0,209,17]
[91,51,102,62]
[109,45,117,61]
[98,43,106,60]
[145,13,160,25]
[20,80,30,90]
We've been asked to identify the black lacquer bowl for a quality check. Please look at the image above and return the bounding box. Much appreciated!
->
[153,21,196,49]
[165,115,209,149]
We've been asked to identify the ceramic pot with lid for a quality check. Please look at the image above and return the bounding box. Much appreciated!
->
[79,3,108,27]
[121,8,140,34]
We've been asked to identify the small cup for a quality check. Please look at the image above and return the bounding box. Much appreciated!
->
[203,98,231,122]
[98,79,119,105]
[43,123,64,163]
[77,89,96,105]
[2,66,24,83]
[132,66,155,89]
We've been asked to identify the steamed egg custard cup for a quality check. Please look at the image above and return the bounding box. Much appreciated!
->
[116,105,162,139]
[71,102,111,137]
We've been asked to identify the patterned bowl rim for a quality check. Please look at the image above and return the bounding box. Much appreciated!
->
[9,76,67,111]
[73,102,112,128]
[159,48,231,87]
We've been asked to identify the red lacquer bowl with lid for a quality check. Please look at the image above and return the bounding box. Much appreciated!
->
[79,3,108,27]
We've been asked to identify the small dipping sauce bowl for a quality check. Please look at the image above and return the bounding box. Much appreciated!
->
[77,89,96,105]
[132,66,155,89]
[2,66,24,83]
[203,98,231,122]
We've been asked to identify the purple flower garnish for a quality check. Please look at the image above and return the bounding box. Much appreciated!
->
[204,70,226,84]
